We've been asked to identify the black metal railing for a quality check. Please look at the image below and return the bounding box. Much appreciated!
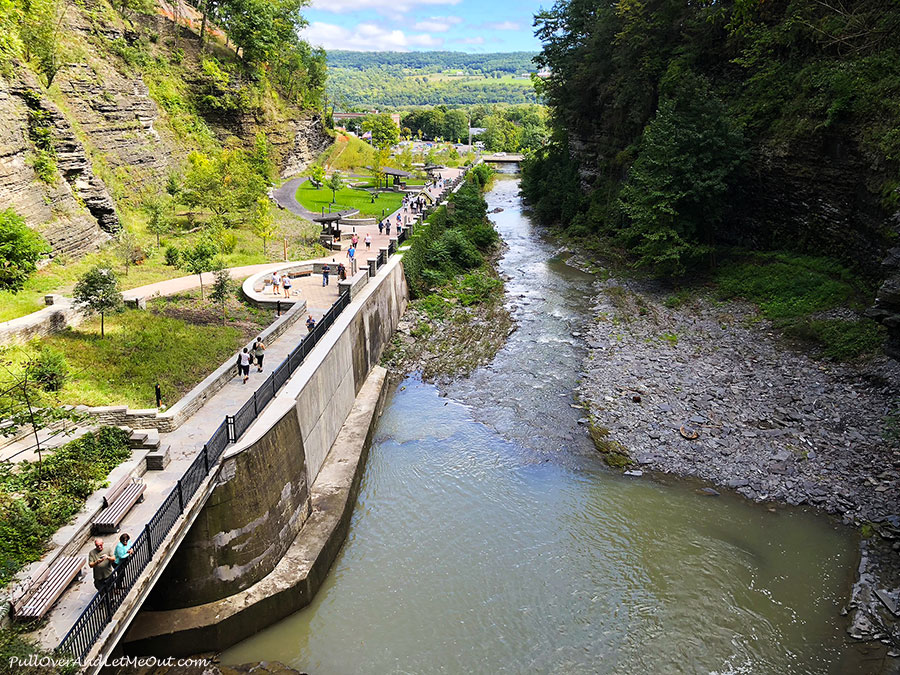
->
[54,170,430,660]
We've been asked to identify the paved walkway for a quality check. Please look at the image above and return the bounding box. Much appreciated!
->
[25,166,465,650]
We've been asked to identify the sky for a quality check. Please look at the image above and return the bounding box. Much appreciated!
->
[302,0,547,52]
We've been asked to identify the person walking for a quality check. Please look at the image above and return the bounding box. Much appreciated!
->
[89,539,115,592]
[338,263,347,281]
[351,233,359,248]
[253,337,266,372]
[306,315,316,332]
[322,263,330,286]
[365,233,372,250]
[237,347,252,384]
[282,274,293,297]
[385,222,391,236]
[378,220,384,235]
[272,272,281,297]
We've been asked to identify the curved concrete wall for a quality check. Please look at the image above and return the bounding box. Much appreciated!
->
[145,406,310,609]
[143,255,408,611]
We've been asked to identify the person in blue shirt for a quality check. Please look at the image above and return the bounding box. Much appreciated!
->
[114,532,133,567]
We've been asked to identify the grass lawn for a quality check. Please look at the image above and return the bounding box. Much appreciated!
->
[14,291,275,408]
[0,208,324,324]
[296,182,404,219]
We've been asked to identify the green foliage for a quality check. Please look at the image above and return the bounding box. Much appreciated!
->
[0,210,48,292]
[618,69,746,275]
[20,0,68,87]
[164,245,181,267]
[72,267,123,336]
[468,163,494,189]
[309,165,326,186]
[294,179,402,219]
[327,51,539,107]
[180,239,218,298]
[180,148,268,224]
[144,193,173,246]
[402,180,497,297]
[362,113,400,149]
[784,318,885,361]
[209,266,234,323]
[250,197,276,252]
[0,427,131,585]
[32,347,68,392]
[715,253,861,320]
[525,0,900,275]
[326,171,344,203]
[39,298,273,407]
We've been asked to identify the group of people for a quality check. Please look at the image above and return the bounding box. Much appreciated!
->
[88,533,133,592]
[236,336,266,384]
[269,271,293,297]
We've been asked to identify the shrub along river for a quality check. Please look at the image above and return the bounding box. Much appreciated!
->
[223,171,867,674]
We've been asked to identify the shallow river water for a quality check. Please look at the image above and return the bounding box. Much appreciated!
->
[223,174,864,674]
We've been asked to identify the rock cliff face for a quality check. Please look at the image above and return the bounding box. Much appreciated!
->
[0,75,109,257]
[0,2,329,260]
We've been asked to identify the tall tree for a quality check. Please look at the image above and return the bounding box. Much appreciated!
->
[21,0,68,88]
[180,239,218,299]
[362,113,400,150]
[0,209,48,292]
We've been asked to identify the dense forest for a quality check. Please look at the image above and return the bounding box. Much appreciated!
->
[521,0,900,278]
[326,50,540,107]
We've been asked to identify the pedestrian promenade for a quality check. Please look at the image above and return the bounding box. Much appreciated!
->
[22,166,464,651]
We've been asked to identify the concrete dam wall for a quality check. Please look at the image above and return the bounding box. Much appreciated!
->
[124,254,407,650]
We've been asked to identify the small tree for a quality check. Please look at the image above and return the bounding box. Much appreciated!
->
[310,165,326,188]
[326,171,343,204]
[114,230,142,277]
[209,264,234,324]
[21,0,69,88]
[180,239,218,299]
[251,197,277,254]
[72,267,123,337]
[144,193,173,246]
[0,209,48,292]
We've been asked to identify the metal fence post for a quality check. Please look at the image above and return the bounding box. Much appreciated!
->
[145,523,153,552]
[177,481,184,512]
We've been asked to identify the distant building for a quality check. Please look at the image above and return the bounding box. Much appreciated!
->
[469,127,486,137]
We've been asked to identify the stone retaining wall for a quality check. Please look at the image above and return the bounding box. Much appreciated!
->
[0,295,83,346]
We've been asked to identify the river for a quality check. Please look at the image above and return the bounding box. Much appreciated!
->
[222,172,865,674]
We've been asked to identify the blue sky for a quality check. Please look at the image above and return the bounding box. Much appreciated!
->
[303,0,546,52]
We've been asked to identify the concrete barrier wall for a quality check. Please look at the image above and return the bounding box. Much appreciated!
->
[141,254,407,610]
[145,405,311,609]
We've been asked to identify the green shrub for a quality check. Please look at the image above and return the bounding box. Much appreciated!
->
[0,209,49,292]
[715,253,861,319]
[0,427,131,584]
[417,293,449,319]
[785,318,885,360]
[32,348,67,391]
[164,245,181,266]
[452,270,503,306]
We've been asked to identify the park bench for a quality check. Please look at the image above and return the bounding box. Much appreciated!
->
[13,555,84,621]
[310,179,322,188]
[92,475,145,534]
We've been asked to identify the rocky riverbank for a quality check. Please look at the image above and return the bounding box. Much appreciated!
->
[573,259,900,662]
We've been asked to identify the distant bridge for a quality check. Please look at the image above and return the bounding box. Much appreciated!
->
[482,153,524,163]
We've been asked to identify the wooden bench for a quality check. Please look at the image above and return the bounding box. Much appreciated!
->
[13,555,84,621]
[92,475,145,534]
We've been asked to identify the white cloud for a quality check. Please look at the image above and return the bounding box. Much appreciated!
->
[457,36,485,45]
[413,15,462,32]
[303,21,444,50]
[485,21,521,30]
[310,0,460,14]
